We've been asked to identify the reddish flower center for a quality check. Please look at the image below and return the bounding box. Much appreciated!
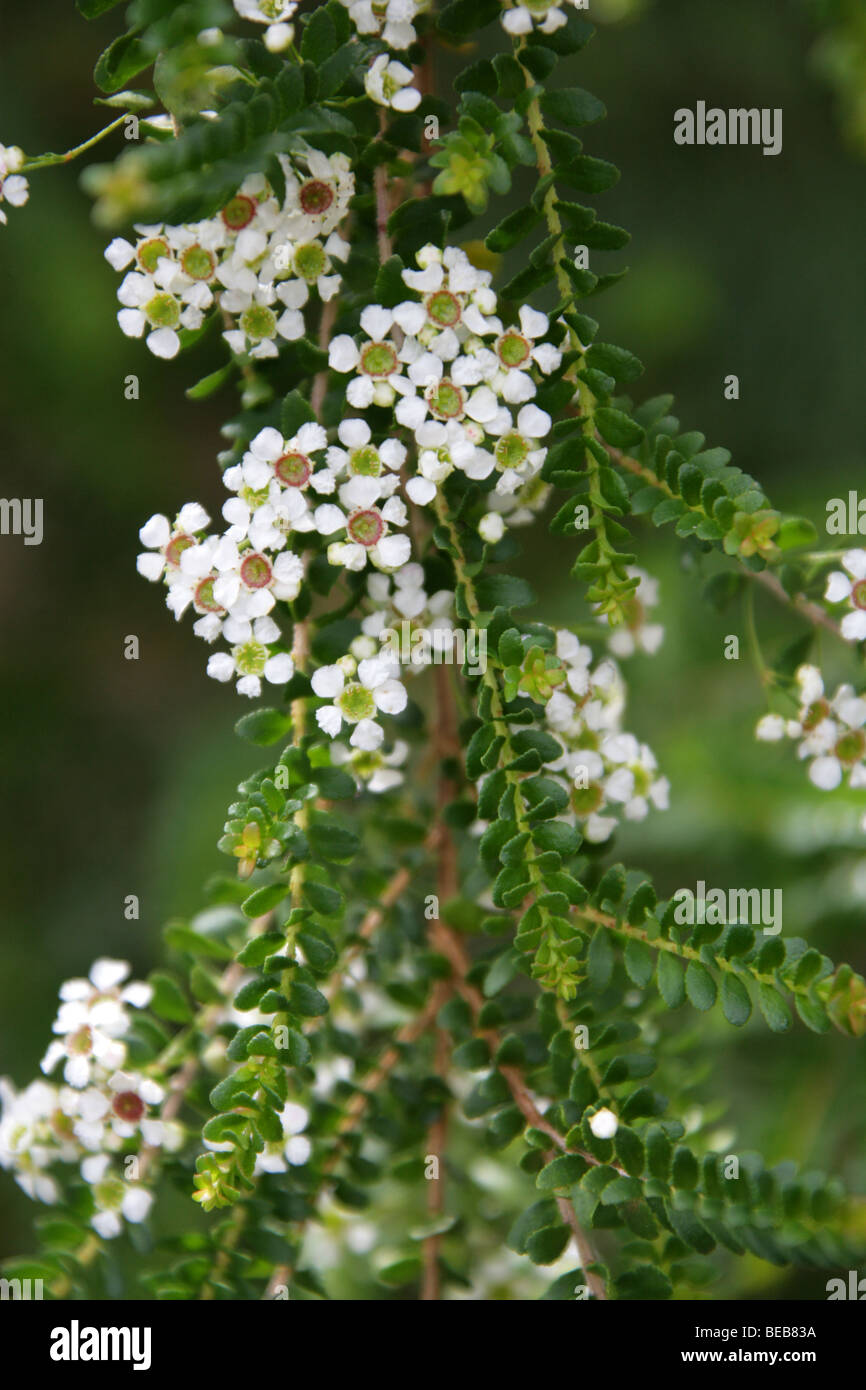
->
[240,552,273,589]
[274,451,312,487]
[347,509,384,548]
[165,533,194,568]
[112,1091,145,1124]
[194,577,224,614]
[299,179,334,216]
[852,579,866,611]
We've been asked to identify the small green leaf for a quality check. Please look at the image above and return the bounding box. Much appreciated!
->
[235,708,292,746]
[536,1154,588,1190]
[94,32,152,93]
[721,972,752,1027]
[758,983,792,1032]
[685,960,717,1012]
[280,389,316,440]
[595,407,644,449]
[242,883,289,918]
[657,952,685,1008]
[587,926,615,990]
[540,87,606,127]
[148,971,193,1023]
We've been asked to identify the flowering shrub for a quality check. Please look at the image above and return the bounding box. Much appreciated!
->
[2,0,866,1303]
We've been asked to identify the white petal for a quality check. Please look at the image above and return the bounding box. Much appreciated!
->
[147,327,180,359]
[311,664,345,698]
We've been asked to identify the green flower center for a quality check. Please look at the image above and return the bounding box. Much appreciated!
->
[497,331,531,368]
[852,579,866,610]
[181,243,216,280]
[572,783,604,816]
[347,509,384,547]
[352,750,384,777]
[144,292,181,329]
[293,241,327,283]
[164,533,194,567]
[222,194,257,231]
[631,764,652,797]
[426,290,461,327]
[349,445,382,477]
[194,577,223,613]
[835,729,866,764]
[495,432,529,470]
[802,698,830,732]
[360,341,398,378]
[239,485,270,510]
[68,1026,93,1057]
[94,1177,125,1211]
[52,1110,75,1143]
[234,640,268,676]
[240,552,273,589]
[240,304,277,341]
[137,237,169,273]
[299,179,335,216]
[338,683,376,723]
[426,380,465,420]
[275,451,312,487]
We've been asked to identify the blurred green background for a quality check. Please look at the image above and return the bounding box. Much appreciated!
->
[1,0,864,1295]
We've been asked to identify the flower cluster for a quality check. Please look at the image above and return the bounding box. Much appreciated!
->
[340,0,424,48]
[0,143,29,226]
[545,631,670,843]
[105,148,352,359]
[0,959,177,1239]
[756,664,866,812]
[824,549,866,642]
[338,1,424,112]
[500,0,587,37]
[232,0,298,53]
[329,243,563,514]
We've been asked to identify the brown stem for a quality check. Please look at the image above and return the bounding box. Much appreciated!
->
[375,108,393,264]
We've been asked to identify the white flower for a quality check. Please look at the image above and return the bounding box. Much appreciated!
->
[588,1107,618,1140]
[312,655,407,748]
[478,512,505,544]
[501,2,579,38]
[233,0,297,20]
[233,0,298,51]
[755,663,866,796]
[365,55,421,112]
[206,615,294,697]
[340,0,421,48]
[824,550,866,641]
[212,545,304,618]
[755,713,785,742]
[331,739,409,792]
[137,504,210,581]
[0,1079,70,1203]
[40,959,152,1089]
[82,1154,153,1238]
[0,144,29,225]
